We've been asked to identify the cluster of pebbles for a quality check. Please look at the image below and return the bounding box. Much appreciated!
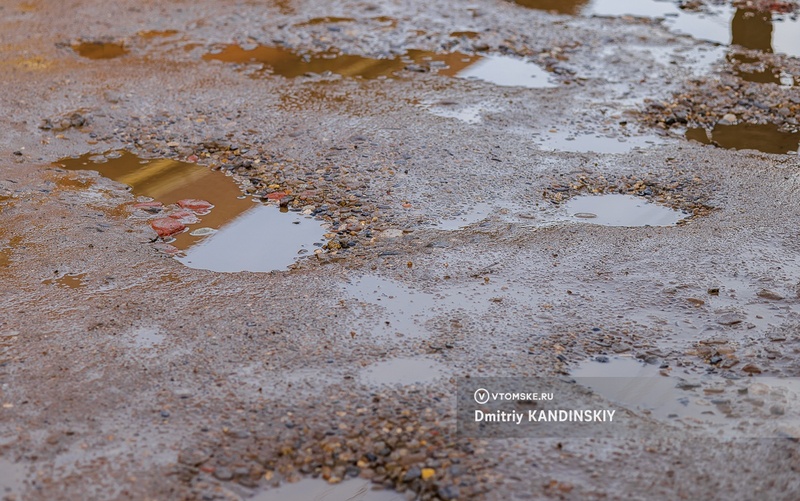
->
[542,171,716,221]
[176,387,497,500]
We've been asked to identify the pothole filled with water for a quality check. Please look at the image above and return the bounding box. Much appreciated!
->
[360,356,448,386]
[54,152,327,273]
[563,194,688,226]
[686,123,800,154]
[513,0,800,57]
[251,478,404,501]
[572,356,800,438]
[345,275,515,339]
[204,46,557,87]
[71,41,128,59]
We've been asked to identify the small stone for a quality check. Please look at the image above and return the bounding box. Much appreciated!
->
[134,201,163,210]
[379,229,404,239]
[168,209,199,223]
[687,298,704,307]
[595,355,609,363]
[718,113,737,125]
[439,485,460,500]
[265,191,287,200]
[190,227,216,237]
[403,466,421,481]
[421,468,435,481]
[178,448,209,466]
[742,363,762,374]
[757,289,784,301]
[150,218,185,237]
[213,467,233,481]
[177,199,214,212]
[716,313,744,326]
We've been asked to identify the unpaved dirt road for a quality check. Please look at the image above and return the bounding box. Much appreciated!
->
[2,0,800,499]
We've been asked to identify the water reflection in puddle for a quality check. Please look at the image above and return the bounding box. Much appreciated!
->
[71,41,128,59]
[456,54,557,88]
[573,357,800,438]
[43,272,87,288]
[686,124,800,155]
[564,194,687,227]
[55,152,327,273]
[204,45,556,87]
[534,130,663,153]
[252,478,403,501]
[437,202,493,230]
[360,356,447,386]
[345,275,511,339]
[514,0,800,58]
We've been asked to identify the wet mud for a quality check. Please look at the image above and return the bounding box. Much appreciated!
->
[2,0,800,500]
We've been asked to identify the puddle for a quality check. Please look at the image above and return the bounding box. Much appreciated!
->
[204,46,556,87]
[563,194,687,227]
[55,151,327,273]
[437,202,494,229]
[360,356,447,386]
[534,130,663,153]
[572,357,800,438]
[455,54,557,88]
[71,41,128,59]
[345,275,512,339]
[252,478,404,501]
[686,124,800,155]
[514,0,800,58]
[728,52,799,87]
[43,272,87,288]
[203,45,476,79]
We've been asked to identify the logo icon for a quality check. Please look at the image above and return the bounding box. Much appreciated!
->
[474,388,490,405]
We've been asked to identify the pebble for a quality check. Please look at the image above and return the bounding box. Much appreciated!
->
[718,113,738,125]
[757,289,784,301]
[379,229,404,239]
[742,363,762,374]
[177,199,214,212]
[716,313,744,326]
[150,218,186,237]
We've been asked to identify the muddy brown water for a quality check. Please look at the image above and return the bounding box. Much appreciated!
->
[204,45,557,87]
[514,0,800,57]
[42,273,87,289]
[71,41,128,59]
[728,53,798,86]
[686,124,800,155]
[55,152,327,272]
